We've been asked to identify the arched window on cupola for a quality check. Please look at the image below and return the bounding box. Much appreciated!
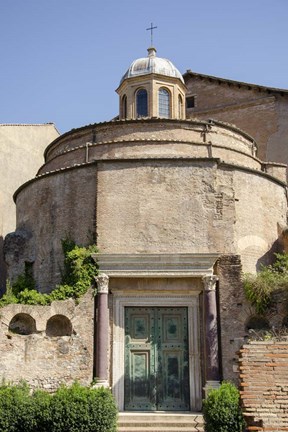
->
[136,89,148,117]
[122,94,127,119]
[158,88,170,118]
[178,95,183,119]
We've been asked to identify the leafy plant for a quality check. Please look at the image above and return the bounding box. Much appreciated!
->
[0,240,99,308]
[0,382,117,432]
[243,253,288,315]
[203,382,245,432]
[54,239,98,300]
[49,383,117,432]
[0,381,38,432]
[0,280,18,307]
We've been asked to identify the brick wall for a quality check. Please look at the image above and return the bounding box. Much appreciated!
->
[184,73,288,168]
[239,341,288,431]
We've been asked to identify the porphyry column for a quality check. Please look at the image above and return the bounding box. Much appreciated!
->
[203,275,220,396]
[95,273,109,387]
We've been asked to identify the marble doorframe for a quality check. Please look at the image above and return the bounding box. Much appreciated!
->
[112,292,201,412]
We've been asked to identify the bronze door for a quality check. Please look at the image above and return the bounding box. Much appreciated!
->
[124,307,190,411]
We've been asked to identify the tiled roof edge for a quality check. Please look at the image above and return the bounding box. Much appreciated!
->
[183,70,288,94]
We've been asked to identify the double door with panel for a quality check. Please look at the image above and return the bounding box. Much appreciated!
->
[124,307,190,411]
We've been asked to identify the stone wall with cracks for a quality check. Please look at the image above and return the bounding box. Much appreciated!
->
[0,289,94,391]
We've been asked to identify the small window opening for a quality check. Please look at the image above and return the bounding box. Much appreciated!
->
[136,89,148,117]
[158,88,170,118]
[186,96,195,109]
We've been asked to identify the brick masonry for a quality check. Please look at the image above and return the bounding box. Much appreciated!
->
[184,73,288,168]
[240,341,288,431]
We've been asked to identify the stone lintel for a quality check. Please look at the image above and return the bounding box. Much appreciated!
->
[93,253,219,278]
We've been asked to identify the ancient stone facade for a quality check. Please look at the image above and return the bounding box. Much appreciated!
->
[6,118,286,293]
[0,289,94,390]
[0,124,59,292]
[1,47,288,416]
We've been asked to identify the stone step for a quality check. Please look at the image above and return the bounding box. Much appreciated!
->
[117,425,204,432]
[118,412,204,432]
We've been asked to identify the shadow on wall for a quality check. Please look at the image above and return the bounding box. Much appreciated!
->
[256,238,283,271]
[8,313,73,337]
[0,236,6,296]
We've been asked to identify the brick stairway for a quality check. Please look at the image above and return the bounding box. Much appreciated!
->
[118,412,204,432]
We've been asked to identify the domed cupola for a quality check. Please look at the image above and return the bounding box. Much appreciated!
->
[116,47,186,120]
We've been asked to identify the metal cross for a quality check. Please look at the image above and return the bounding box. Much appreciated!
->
[146,22,157,46]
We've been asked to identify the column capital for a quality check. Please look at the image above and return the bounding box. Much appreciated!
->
[95,273,109,294]
[202,275,218,291]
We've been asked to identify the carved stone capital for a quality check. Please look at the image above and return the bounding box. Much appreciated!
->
[95,273,109,294]
[202,275,218,291]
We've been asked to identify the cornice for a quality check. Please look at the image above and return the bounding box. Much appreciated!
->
[93,253,220,277]
[183,71,288,96]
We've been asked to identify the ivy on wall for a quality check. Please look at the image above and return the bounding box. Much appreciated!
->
[0,240,98,307]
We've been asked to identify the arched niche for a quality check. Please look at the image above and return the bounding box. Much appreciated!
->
[46,314,72,337]
[9,313,36,335]
[245,315,270,332]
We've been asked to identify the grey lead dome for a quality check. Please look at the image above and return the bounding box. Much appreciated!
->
[120,47,184,84]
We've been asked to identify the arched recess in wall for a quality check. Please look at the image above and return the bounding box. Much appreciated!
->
[245,315,270,332]
[9,313,36,335]
[158,87,171,118]
[46,314,72,337]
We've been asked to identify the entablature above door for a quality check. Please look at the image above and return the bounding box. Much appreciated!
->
[93,253,219,278]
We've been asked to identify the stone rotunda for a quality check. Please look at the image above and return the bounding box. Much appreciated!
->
[3,47,287,412]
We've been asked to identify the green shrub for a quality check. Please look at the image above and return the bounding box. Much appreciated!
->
[203,382,245,432]
[49,383,117,432]
[0,382,117,432]
[30,390,51,432]
[53,240,98,301]
[243,252,288,315]
[0,240,99,307]
[0,280,18,307]
[0,382,38,432]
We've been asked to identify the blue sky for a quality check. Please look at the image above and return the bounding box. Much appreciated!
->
[1,0,287,133]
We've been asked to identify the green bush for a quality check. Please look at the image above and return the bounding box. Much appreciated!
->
[243,252,288,315]
[53,240,98,301]
[49,383,117,432]
[0,382,39,432]
[0,382,117,432]
[0,240,99,308]
[203,382,245,432]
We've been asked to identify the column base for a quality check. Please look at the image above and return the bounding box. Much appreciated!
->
[203,380,221,398]
[92,379,110,389]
